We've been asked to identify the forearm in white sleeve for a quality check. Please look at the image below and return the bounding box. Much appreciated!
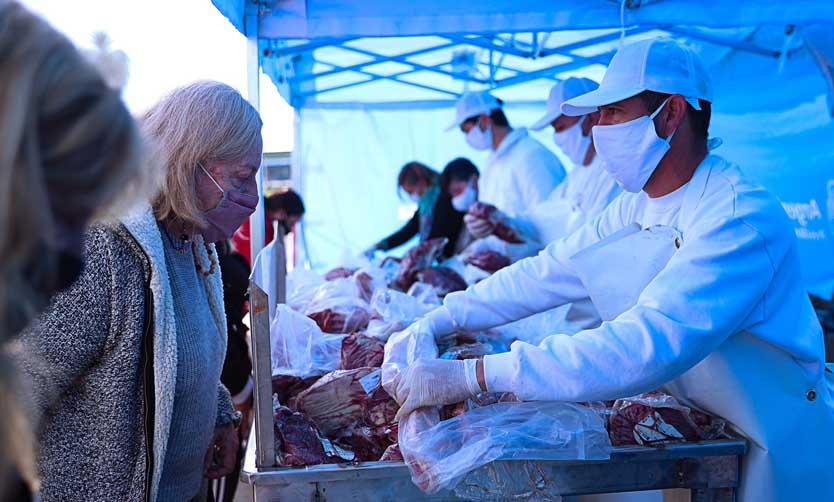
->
[483,217,777,402]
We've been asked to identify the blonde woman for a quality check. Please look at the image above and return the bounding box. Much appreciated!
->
[0,1,147,497]
[18,81,262,501]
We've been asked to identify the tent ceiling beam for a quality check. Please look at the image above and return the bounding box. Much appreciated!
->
[264,37,359,57]
[337,44,489,83]
[660,26,782,58]
[289,42,459,84]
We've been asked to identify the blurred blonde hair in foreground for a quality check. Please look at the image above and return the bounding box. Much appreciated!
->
[0,0,158,493]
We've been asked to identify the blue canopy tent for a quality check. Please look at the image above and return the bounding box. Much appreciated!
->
[213,0,834,297]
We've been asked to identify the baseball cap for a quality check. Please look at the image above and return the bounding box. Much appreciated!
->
[561,38,712,117]
[530,77,599,130]
[446,91,502,131]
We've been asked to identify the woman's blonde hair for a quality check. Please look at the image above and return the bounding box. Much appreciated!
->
[0,0,150,491]
[142,81,263,229]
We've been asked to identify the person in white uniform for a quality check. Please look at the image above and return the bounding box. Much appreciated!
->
[466,77,621,253]
[449,91,565,216]
[387,38,834,502]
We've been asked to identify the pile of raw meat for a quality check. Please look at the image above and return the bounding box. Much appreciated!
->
[270,238,512,466]
[269,239,728,476]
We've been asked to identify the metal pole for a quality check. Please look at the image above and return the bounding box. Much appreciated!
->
[245,2,266,263]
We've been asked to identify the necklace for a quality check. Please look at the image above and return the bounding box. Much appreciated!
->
[164,228,191,255]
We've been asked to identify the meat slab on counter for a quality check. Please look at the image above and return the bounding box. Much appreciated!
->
[608,391,726,446]
[271,374,321,407]
[273,406,328,466]
[307,305,371,334]
[463,250,510,273]
[415,267,467,297]
[340,332,385,370]
[391,238,448,291]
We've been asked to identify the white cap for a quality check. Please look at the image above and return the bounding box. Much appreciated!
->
[561,38,712,117]
[446,91,502,131]
[530,77,599,130]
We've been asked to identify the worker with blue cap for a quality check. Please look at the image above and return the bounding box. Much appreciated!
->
[386,37,834,502]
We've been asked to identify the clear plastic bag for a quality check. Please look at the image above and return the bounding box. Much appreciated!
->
[286,269,325,312]
[304,277,372,334]
[371,288,436,327]
[271,304,345,378]
[400,401,611,494]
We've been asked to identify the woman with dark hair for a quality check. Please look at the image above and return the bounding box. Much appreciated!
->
[366,160,477,259]
[232,188,306,265]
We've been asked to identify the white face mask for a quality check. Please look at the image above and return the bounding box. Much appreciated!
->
[553,119,592,166]
[465,123,492,151]
[409,192,421,203]
[592,99,675,193]
[451,182,478,212]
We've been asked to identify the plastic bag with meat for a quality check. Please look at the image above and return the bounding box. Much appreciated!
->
[340,332,385,370]
[414,267,467,297]
[304,277,372,334]
[380,443,403,462]
[467,202,524,243]
[293,367,399,438]
[324,267,358,281]
[286,268,325,312]
[371,288,437,328]
[402,401,611,494]
[271,305,344,378]
[462,250,510,273]
[608,391,726,446]
[391,238,448,291]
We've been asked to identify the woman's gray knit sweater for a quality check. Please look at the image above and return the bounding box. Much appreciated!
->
[15,211,237,502]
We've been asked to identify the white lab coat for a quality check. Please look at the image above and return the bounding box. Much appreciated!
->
[512,156,621,247]
[478,128,565,217]
[440,155,834,501]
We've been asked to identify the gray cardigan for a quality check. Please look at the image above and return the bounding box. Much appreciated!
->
[16,207,237,501]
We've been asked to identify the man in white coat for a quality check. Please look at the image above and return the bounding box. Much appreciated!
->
[387,37,834,501]
[449,91,565,216]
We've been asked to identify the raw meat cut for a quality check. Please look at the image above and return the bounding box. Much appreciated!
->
[271,374,321,406]
[415,267,467,297]
[324,267,357,281]
[380,443,403,462]
[307,306,371,334]
[340,332,385,370]
[439,342,494,360]
[273,406,328,466]
[608,391,726,446]
[391,238,448,291]
[462,250,510,273]
[467,202,524,243]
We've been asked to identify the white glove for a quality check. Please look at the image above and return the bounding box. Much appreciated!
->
[393,358,483,421]
[381,320,438,400]
[464,213,495,239]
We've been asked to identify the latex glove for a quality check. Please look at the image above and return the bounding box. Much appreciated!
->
[464,213,495,239]
[203,422,239,479]
[381,320,438,400]
[394,358,482,421]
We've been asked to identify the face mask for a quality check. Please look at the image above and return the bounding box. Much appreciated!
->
[553,120,592,166]
[199,163,259,242]
[409,192,421,203]
[465,123,492,151]
[451,182,478,212]
[592,99,675,193]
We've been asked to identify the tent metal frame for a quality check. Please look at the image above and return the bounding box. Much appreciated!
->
[253,22,795,109]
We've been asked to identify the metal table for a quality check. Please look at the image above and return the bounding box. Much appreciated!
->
[238,434,746,501]
[242,284,745,501]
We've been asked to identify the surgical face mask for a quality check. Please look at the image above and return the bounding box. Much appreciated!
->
[465,123,492,151]
[591,99,675,193]
[553,120,592,166]
[451,182,478,212]
[199,163,259,243]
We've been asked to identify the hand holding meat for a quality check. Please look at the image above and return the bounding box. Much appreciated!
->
[393,359,482,420]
